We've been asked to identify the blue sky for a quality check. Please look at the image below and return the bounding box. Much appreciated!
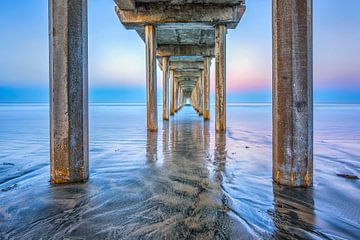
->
[0,0,359,103]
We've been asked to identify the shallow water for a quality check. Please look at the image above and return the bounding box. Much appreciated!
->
[0,103,359,239]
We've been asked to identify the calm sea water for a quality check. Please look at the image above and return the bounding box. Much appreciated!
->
[0,103,359,239]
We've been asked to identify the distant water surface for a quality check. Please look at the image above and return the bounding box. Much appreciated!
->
[0,103,359,239]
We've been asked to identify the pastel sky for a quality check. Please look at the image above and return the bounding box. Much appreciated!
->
[0,0,359,103]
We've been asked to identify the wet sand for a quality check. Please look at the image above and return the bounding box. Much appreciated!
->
[0,103,359,239]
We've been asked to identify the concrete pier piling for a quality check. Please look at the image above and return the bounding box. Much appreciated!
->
[162,57,170,120]
[215,24,227,131]
[145,24,158,131]
[174,79,178,112]
[115,0,245,131]
[48,0,315,188]
[272,0,313,187]
[198,73,204,116]
[170,70,175,116]
[49,0,89,184]
[46,0,315,188]
[203,57,211,120]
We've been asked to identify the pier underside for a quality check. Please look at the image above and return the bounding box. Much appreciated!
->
[48,0,314,187]
[115,0,245,130]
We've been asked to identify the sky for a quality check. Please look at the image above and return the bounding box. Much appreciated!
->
[0,0,359,103]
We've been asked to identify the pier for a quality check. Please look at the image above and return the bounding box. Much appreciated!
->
[49,0,313,187]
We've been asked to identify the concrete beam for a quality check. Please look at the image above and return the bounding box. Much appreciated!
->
[49,0,89,184]
[179,81,197,87]
[173,68,204,73]
[170,61,204,70]
[157,45,214,57]
[272,0,313,187]
[114,0,135,10]
[138,28,215,46]
[115,3,245,29]
[174,71,202,78]
[170,56,204,62]
[176,77,198,82]
[158,61,204,71]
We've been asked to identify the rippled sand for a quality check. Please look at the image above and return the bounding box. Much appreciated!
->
[0,103,359,239]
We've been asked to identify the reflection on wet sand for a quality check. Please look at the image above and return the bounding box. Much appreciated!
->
[146,130,158,163]
[271,185,316,239]
[1,104,360,239]
[140,111,232,239]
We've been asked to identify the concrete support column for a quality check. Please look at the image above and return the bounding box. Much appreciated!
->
[174,79,178,112]
[178,85,181,110]
[193,83,198,112]
[215,24,227,131]
[197,80,200,112]
[190,89,194,110]
[194,85,198,112]
[145,25,157,131]
[49,0,89,184]
[272,0,313,187]
[162,57,169,120]
[178,85,182,110]
[203,57,211,120]
[170,70,175,116]
[198,74,203,115]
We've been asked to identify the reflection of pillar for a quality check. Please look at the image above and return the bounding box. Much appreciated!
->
[49,0,89,183]
[162,121,169,155]
[145,25,157,131]
[169,119,175,151]
[162,57,169,120]
[146,131,158,162]
[214,132,227,180]
[203,57,211,120]
[203,121,210,155]
[215,24,227,131]
[272,185,314,238]
[170,70,175,116]
[272,0,313,187]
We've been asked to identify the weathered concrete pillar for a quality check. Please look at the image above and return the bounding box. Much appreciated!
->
[193,82,198,112]
[197,80,200,113]
[215,24,227,131]
[177,84,181,111]
[174,80,177,112]
[49,0,88,184]
[170,70,175,116]
[178,87,181,110]
[145,25,158,131]
[198,74,203,115]
[162,57,169,120]
[191,90,194,110]
[174,79,178,112]
[203,57,211,120]
[272,0,313,187]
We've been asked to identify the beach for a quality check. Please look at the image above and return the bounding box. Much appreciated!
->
[0,103,359,239]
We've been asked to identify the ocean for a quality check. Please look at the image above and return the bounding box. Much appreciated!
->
[0,103,359,239]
